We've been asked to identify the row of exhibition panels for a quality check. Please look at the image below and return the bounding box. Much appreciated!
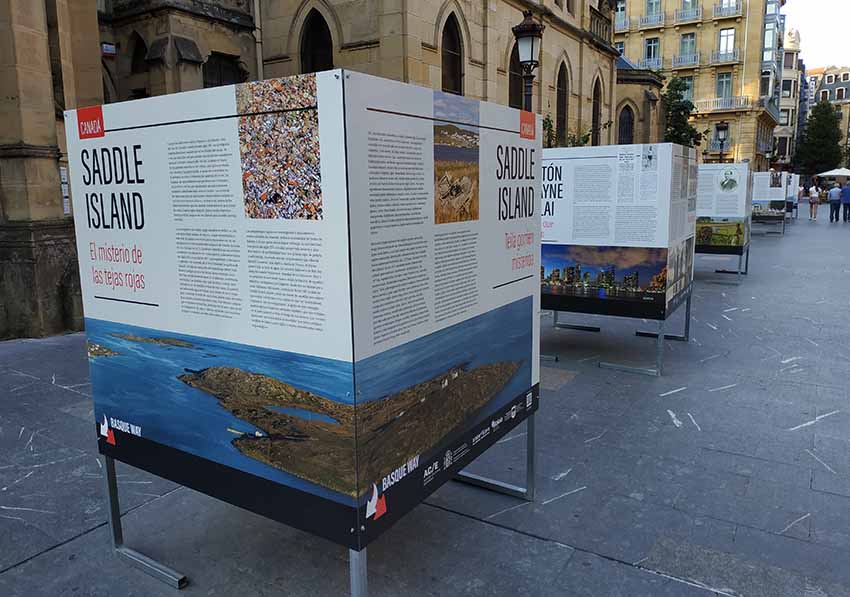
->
[63,71,794,596]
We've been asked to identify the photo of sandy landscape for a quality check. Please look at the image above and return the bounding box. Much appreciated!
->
[433,91,480,224]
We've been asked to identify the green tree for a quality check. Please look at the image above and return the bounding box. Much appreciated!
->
[796,101,843,176]
[543,112,612,148]
[662,77,702,147]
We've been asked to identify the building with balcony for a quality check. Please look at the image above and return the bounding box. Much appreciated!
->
[806,65,850,162]
[1,0,626,340]
[614,0,787,170]
[773,28,803,168]
[260,0,621,147]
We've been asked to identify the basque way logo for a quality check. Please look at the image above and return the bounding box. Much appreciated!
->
[366,483,387,521]
[99,415,116,445]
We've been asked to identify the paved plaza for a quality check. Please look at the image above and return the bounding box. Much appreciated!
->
[2,217,850,596]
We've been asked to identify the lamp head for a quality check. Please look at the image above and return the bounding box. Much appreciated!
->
[512,11,545,70]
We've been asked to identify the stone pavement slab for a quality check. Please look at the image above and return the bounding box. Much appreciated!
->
[3,218,850,595]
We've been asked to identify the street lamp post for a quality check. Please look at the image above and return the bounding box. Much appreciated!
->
[512,11,545,112]
[716,120,729,163]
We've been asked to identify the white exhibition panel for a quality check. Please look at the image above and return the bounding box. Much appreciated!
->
[696,163,752,219]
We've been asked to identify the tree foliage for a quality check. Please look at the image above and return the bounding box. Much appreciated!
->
[796,101,844,176]
[662,77,702,147]
[543,113,613,148]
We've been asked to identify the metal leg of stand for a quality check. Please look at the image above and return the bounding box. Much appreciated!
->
[102,456,188,589]
[635,292,691,342]
[715,247,749,280]
[552,310,600,333]
[349,548,368,597]
[454,414,536,501]
[601,319,664,377]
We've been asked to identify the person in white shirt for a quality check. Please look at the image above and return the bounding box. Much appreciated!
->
[808,182,821,220]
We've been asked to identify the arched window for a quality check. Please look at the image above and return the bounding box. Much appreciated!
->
[618,105,635,144]
[556,64,569,144]
[301,9,334,74]
[130,33,148,74]
[509,44,523,110]
[441,14,463,95]
[591,79,602,146]
[203,53,245,88]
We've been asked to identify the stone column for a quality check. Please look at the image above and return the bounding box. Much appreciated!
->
[0,0,88,339]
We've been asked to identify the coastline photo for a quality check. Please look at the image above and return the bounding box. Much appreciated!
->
[85,296,531,504]
[433,90,480,224]
[541,244,668,305]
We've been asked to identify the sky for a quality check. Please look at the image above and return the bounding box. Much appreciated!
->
[782,1,850,69]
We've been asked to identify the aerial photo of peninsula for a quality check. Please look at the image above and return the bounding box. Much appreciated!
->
[433,90,480,224]
[541,244,668,305]
[84,297,531,503]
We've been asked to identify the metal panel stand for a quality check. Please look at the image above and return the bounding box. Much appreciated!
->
[715,245,750,282]
[598,289,693,377]
[553,310,600,333]
[599,317,665,377]
[634,291,692,343]
[454,414,536,501]
[349,548,368,597]
[102,456,188,589]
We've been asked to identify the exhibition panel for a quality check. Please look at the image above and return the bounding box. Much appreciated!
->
[64,70,541,591]
[540,144,697,375]
[752,171,789,234]
[695,163,753,280]
[541,144,697,321]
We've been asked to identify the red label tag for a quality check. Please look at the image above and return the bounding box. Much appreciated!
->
[520,111,536,140]
[77,105,104,139]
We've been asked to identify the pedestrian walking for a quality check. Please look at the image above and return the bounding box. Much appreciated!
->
[842,181,850,223]
[808,181,821,220]
[828,183,842,223]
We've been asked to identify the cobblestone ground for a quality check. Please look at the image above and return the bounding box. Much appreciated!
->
[2,216,850,596]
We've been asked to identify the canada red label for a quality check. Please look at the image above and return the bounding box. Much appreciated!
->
[77,105,105,139]
[520,111,535,140]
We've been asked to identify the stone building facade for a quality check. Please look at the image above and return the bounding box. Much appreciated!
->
[614,0,786,170]
[259,0,621,145]
[0,0,102,339]
[772,28,801,168]
[614,56,665,145]
[2,0,625,339]
[97,0,259,102]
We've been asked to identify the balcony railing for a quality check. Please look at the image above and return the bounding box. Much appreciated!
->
[760,97,781,123]
[711,49,741,64]
[589,7,612,44]
[638,57,664,71]
[615,14,629,32]
[639,12,665,29]
[757,138,775,154]
[694,96,752,112]
[714,1,743,18]
[708,138,733,152]
[674,7,703,23]
[672,53,700,68]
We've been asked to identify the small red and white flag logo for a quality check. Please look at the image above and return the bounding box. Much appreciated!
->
[520,110,536,140]
[77,105,104,139]
[366,483,386,520]
[100,415,116,445]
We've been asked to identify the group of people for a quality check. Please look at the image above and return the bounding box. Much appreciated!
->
[801,180,850,222]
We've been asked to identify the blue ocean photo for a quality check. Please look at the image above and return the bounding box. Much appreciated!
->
[86,318,356,504]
